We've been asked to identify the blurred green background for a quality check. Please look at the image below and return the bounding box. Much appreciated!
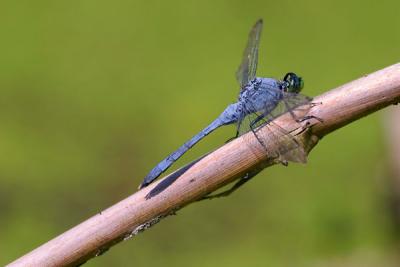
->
[1,0,400,266]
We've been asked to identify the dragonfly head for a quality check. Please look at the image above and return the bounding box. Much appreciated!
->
[283,72,304,93]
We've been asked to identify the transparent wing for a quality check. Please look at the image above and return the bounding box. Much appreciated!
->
[236,19,263,90]
[264,93,312,122]
[282,93,312,110]
[259,113,307,163]
[239,109,306,163]
[237,92,313,163]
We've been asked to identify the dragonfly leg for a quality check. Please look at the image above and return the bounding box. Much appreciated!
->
[225,130,239,143]
[251,112,301,165]
[249,113,269,148]
[249,113,265,129]
[298,102,323,122]
[297,115,324,123]
[225,118,243,143]
[283,101,323,124]
[287,106,304,122]
[199,114,274,201]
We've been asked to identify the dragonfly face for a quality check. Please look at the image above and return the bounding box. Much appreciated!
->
[283,72,304,93]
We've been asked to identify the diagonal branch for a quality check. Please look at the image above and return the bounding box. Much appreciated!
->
[7,63,400,267]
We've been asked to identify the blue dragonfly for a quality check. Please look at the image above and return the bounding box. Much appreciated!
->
[139,19,313,190]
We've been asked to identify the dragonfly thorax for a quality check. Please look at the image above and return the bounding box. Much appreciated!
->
[238,77,283,115]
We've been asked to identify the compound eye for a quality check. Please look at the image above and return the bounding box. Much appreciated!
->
[298,77,304,90]
[283,72,292,83]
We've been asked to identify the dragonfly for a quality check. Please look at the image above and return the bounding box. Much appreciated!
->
[139,19,314,190]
